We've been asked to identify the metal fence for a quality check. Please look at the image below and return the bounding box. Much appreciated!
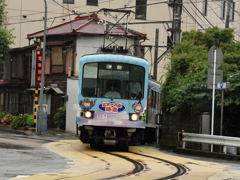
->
[179,132,240,155]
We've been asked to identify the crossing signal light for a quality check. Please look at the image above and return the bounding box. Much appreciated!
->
[37,63,42,68]
[37,56,42,61]
[37,76,42,81]
[36,50,41,55]
[35,39,43,88]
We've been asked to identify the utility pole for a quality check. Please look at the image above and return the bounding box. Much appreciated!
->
[168,0,182,46]
[153,29,159,80]
[37,0,47,134]
[152,0,183,80]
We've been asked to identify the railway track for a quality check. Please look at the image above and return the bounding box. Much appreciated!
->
[98,152,145,180]
[130,151,187,180]
[100,150,188,180]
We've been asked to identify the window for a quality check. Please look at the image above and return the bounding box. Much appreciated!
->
[220,0,226,20]
[135,0,147,20]
[51,47,64,73]
[220,0,235,21]
[63,0,74,4]
[82,62,145,99]
[87,0,98,6]
[229,1,235,21]
[202,0,207,16]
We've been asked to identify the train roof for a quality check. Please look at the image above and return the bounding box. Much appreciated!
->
[80,53,149,67]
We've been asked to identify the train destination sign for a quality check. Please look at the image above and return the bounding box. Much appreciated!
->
[99,102,125,113]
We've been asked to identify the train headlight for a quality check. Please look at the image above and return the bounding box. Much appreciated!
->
[84,111,93,119]
[130,113,139,121]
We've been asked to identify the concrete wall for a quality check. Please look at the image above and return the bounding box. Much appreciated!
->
[66,78,78,133]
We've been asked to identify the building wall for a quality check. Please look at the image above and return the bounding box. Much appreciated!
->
[66,77,78,133]
[5,0,240,82]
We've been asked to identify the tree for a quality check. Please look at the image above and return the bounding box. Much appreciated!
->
[0,0,13,62]
[162,27,239,112]
[162,27,240,136]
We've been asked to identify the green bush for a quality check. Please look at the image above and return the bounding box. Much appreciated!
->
[9,114,35,128]
[26,114,34,127]
[1,113,13,124]
[53,106,66,130]
[0,111,7,121]
[10,114,28,129]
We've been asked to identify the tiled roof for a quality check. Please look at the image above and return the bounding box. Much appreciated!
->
[27,14,146,39]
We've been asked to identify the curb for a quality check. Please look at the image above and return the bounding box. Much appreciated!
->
[0,125,28,135]
[0,124,78,139]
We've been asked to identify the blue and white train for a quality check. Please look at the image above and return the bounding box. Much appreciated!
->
[76,53,161,148]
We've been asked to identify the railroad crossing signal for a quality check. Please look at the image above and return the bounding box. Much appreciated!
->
[36,39,43,87]
[34,38,43,125]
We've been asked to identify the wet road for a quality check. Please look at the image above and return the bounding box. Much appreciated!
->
[1,130,240,180]
[0,130,75,180]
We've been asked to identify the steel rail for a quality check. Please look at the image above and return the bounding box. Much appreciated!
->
[129,151,187,180]
[98,152,145,180]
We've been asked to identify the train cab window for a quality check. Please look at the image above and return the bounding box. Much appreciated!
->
[82,63,98,97]
[82,62,145,99]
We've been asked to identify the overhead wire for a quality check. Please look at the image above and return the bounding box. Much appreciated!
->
[5,0,240,43]
[186,1,211,29]
[188,0,214,27]
[4,0,168,26]
[182,4,205,30]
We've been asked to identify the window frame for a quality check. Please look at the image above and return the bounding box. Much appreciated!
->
[202,0,208,16]
[220,0,226,20]
[229,1,235,22]
[63,0,74,4]
[82,62,145,99]
[135,0,147,20]
[87,0,98,6]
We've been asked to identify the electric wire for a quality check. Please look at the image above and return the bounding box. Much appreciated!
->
[186,1,211,29]
[182,4,205,30]
[188,0,214,27]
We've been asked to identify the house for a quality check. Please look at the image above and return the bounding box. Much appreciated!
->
[5,0,240,81]
[1,14,146,131]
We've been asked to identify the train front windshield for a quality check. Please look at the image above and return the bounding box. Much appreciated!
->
[82,62,145,99]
